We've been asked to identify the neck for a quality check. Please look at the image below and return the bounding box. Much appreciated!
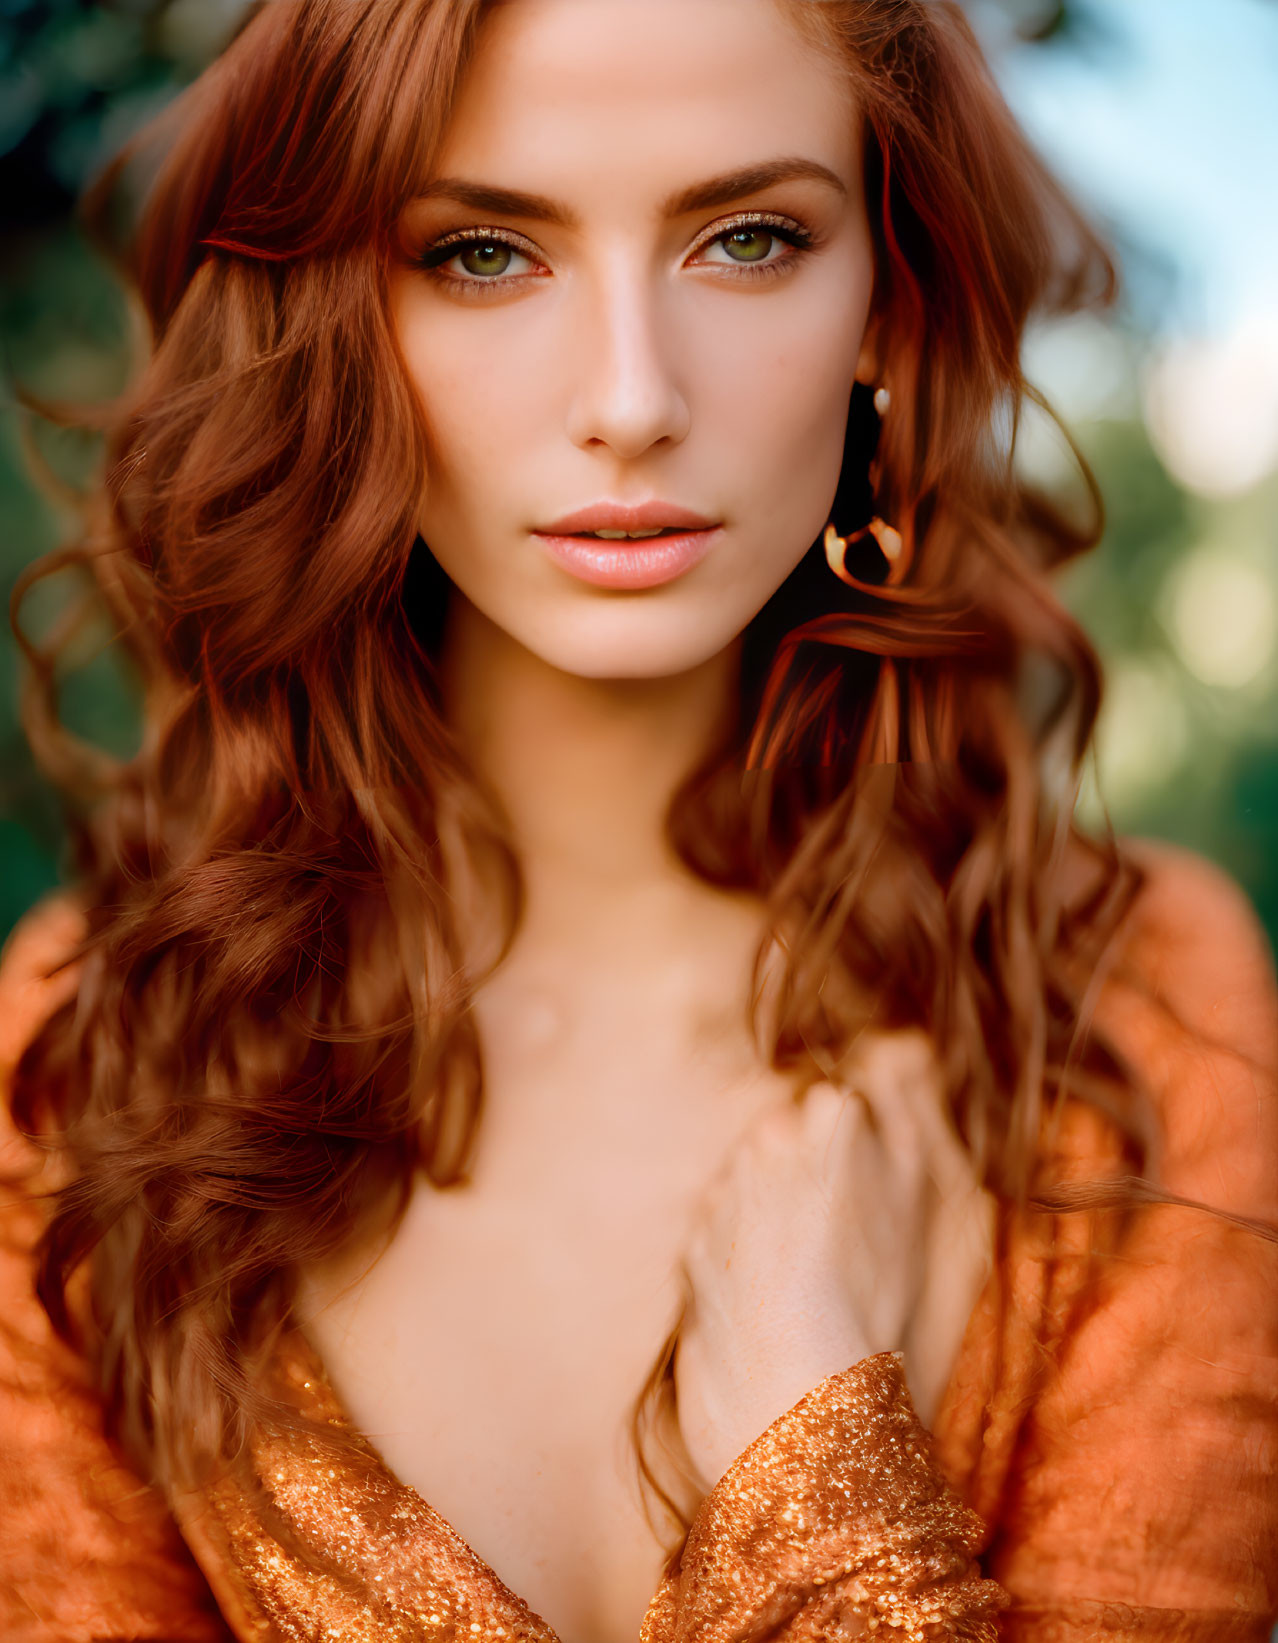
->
[437,593,742,925]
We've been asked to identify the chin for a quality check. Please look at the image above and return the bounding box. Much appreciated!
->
[517,601,748,682]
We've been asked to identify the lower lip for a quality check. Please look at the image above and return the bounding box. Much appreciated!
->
[533,527,722,589]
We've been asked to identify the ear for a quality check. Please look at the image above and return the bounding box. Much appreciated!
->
[854,315,884,388]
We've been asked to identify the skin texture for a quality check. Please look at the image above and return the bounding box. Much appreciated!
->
[306,0,986,1636]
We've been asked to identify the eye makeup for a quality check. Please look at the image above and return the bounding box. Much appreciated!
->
[411,225,548,293]
[409,210,820,300]
[684,210,816,268]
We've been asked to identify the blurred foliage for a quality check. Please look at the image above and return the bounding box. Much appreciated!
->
[1,0,1275,957]
[0,0,244,233]
[1064,418,1278,942]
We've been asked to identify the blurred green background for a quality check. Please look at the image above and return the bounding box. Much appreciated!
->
[2,0,1276,950]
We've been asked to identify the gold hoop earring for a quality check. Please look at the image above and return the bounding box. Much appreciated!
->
[823,518,907,586]
[823,382,908,586]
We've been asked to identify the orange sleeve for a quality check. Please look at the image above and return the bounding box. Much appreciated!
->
[0,896,232,1643]
[985,845,1278,1639]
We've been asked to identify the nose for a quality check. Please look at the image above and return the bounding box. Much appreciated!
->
[563,261,692,460]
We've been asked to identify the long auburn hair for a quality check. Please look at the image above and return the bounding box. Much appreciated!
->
[9,0,1144,1537]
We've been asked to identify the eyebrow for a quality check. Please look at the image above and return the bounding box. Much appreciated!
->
[413,157,848,224]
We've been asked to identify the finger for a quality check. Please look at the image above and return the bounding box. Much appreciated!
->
[797,1078,870,1152]
[857,1037,982,1201]
[842,1072,930,1210]
[903,1078,983,1200]
[902,1180,997,1423]
[793,1083,887,1208]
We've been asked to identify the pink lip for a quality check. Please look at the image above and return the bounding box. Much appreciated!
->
[537,499,719,535]
[534,526,722,590]
[532,499,722,590]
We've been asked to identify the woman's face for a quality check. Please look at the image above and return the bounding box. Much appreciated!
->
[390,0,875,680]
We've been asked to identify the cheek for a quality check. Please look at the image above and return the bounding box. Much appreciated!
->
[719,340,851,472]
[393,299,532,520]
[702,276,871,543]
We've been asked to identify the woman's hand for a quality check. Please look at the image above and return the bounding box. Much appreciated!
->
[673,1062,993,1489]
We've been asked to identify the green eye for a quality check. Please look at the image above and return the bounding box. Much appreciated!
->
[722,228,775,263]
[459,241,514,277]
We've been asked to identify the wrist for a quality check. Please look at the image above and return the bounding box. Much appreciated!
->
[681,1307,875,1487]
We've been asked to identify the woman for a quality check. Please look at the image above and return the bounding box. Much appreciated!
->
[2,0,1276,1638]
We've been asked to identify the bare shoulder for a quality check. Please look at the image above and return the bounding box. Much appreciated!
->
[0,891,89,1084]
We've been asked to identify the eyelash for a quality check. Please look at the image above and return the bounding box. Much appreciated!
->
[412,211,817,300]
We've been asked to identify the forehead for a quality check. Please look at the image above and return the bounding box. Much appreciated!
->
[430,0,857,204]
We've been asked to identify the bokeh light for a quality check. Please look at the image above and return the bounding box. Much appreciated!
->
[1162,546,1276,691]
[1092,655,1191,807]
[1144,320,1278,499]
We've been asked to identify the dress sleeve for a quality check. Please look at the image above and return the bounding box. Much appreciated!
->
[982,847,1278,1641]
[639,1351,1007,1643]
[0,896,232,1643]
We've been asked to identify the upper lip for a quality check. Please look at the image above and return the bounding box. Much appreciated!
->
[535,500,720,535]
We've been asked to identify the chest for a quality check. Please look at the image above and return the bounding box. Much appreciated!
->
[299,1021,804,1643]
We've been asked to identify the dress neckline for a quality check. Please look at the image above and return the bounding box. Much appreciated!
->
[267,1320,569,1638]
[196,1322,1006,1643]
[208,1035,989,1639]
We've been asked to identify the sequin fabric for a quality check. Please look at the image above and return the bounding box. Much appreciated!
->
[640,1351,1006,1642]
[176,1337,1005,1642]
